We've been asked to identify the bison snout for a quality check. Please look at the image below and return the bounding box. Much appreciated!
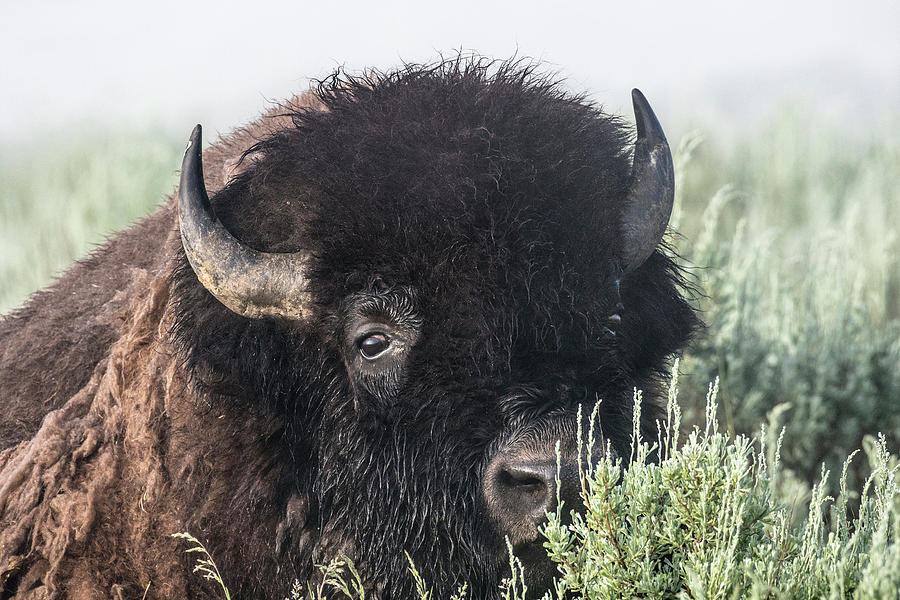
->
[482,429,613,596]
[482,448,586,597]
[482,453,583,547]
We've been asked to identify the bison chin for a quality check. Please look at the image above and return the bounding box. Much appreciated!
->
[308,412,500,600]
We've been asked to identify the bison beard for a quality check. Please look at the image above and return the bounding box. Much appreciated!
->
[0,58,697,599]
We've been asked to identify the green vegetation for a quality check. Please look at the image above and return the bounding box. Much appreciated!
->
[0,132,181,313]
[671,112,900,504]
[172,532,233,600]
[537,376,900,600]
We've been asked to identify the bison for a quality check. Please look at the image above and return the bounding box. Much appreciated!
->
[0,58,697,599]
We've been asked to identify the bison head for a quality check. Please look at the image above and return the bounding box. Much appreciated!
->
[171,60,696,599]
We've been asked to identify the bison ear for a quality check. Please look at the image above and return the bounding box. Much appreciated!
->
[178,125,312,320]
[619,89,675,274]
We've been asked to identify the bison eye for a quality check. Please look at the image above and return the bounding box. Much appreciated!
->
[358,332,390,359]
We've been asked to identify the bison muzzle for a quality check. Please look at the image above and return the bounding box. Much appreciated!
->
[0,58,697,599]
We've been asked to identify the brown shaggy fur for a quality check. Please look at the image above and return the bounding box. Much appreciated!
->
[0,93,321,599]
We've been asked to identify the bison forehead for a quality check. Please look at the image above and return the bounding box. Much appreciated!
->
[213,62,632,291]
[202,76,636,380]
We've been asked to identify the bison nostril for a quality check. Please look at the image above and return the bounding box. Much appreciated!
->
[499,464,553,489]
[493,462,558,522]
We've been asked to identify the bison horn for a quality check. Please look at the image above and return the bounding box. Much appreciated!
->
[620,89,675,274]
[178,125,309,319]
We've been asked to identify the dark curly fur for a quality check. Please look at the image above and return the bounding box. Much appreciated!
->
[1,57,697,600]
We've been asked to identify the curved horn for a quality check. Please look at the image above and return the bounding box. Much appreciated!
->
[620,89,675,274]
[178,125,309,319]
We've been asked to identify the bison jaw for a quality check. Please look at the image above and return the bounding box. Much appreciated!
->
[178,124,312,319]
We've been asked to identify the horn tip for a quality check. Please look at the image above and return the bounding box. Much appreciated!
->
[630,88,664,144]
[631,89,650,114]
[188,124,203,149]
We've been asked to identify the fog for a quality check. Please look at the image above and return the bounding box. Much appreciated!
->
[2,0,898,146]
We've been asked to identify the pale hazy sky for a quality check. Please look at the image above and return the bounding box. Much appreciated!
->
[2,0,898,146]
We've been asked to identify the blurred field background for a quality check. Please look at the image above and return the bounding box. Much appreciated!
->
[0,133,182,311]
[670,111,900,503]
[2,106,898,504]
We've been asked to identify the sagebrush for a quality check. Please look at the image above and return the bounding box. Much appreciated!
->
[671,115,900,504]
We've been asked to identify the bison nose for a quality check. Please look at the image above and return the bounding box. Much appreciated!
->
[494,462,558,523]
[483,455,583,545]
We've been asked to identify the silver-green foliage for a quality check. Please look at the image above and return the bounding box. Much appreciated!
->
[672,117,900,496]
[540,372,900,600]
